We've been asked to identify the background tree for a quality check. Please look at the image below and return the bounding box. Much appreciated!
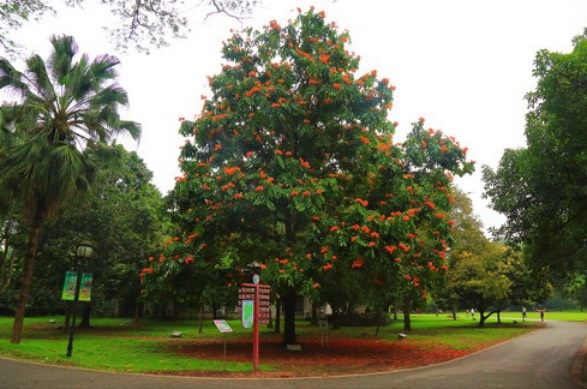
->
[448,242,510,327]
[0,143,163,326]
[483,30,587,282]
[438,188,490,319]
[565,275,587,311]
[50,144,163,326]
[0,35,140,343]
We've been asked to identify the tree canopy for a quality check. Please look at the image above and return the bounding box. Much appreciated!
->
[141,8,473,345]
[483,29,587,281]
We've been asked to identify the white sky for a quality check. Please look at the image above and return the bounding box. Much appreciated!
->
[5,0,587,233]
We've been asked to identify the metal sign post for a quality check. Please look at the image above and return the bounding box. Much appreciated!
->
[238,274,271,371]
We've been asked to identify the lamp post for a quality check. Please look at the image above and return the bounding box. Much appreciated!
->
[65,241,94,358]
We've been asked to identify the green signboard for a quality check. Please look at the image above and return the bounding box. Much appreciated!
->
[61,271,78,301]
[241,300,254,329]
[78,273,93,302]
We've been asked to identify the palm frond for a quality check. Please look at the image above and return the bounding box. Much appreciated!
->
[25,55,57,103]
[48,35,77,84]
[0,59,29,98]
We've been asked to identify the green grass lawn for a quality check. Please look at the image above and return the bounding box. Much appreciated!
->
[0,316,260,373]
[0,311,583,374]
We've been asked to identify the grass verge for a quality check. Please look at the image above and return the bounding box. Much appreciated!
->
[0,311,583,375]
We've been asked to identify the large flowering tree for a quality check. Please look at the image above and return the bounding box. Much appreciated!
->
[143,8,473,346]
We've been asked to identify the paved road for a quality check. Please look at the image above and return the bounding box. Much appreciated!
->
[0,320,585,389]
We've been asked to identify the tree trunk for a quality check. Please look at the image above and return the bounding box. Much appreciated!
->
[212,302,218,320]
[172,299,180,321]
[273,298,281,334]
[281,292,297,346]
[403,297,412,331]
[330,308,340,330]
[451,301,457,320]
[78,304,91,328]
[198,294,204,334]
[478,309,492,327]
[310,302,318,325]
[133,301,141,323]
[375,307,381,337]
[11,207,44,344]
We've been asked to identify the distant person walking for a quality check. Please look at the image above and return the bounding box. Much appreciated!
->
[471,308,475,320]
[537,307,545,322]
[522,307,527,322]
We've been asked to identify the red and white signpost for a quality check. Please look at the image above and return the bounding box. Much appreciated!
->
[238,274,271,370]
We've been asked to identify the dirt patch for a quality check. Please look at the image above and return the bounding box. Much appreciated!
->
[163,335,474,378]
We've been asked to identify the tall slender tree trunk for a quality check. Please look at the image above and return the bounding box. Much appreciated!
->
[212,302,218,320]
[273,298,281,334]
[310,302,318,325]
[403,296,412,331]
[198,294,205,333]
[172,299,180,321]
[282,292,297,346]
[133,301,141,323]
[375,307,381,337]
[11,208,44,344]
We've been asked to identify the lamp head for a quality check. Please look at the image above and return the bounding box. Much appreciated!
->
[76,241,94,259]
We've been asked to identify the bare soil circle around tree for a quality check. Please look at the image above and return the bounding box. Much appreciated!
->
[163,333,481,378]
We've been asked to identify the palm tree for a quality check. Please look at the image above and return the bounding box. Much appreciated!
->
[0,35,141,343]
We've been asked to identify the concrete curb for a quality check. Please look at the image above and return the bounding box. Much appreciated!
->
[572,330,587,388]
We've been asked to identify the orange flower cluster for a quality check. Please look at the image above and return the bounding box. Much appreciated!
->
[385,245,397,254]
[223,166,241,176]
[355,198,369,207]
[359,136,371,145]
[398,243,410,252]
[269,20,281,30]
[299,158,311,168]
